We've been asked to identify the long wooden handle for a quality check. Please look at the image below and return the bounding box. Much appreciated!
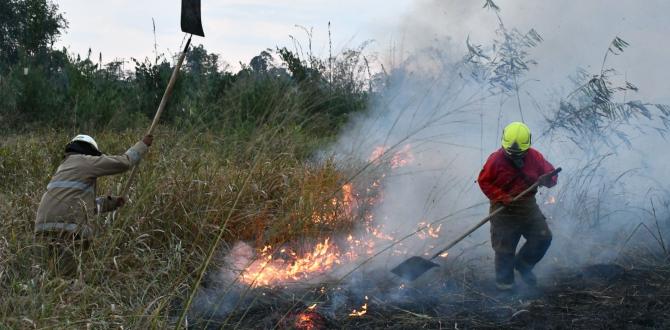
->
[121,35,193,198]
[429,167,562,260]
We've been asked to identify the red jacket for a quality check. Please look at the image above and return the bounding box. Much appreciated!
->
[478,148,557,203]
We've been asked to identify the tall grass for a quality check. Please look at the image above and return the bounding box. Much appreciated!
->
[0,13,385,324]
[0,118,369,328]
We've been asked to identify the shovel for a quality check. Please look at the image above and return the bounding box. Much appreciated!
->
[391,167,562,281]
[120,0,204,198]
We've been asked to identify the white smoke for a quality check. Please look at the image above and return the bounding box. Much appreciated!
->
[196,2,670,321]
[327,0,670,280]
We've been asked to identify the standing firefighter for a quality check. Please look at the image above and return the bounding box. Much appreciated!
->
[478,122,558,290]
[35,134,152,276]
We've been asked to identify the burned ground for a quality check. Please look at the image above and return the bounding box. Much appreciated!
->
[184,255,670,329]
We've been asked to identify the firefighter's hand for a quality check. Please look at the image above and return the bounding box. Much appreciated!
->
[538,173,554,187]
[143,135,153,147]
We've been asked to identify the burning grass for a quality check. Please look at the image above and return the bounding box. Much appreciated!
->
[190,257,670,329]
[2,129,669,329]
[0,127,371,328]
[0,127,436,328]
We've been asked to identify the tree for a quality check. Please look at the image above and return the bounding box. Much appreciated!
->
[0,0,67,67]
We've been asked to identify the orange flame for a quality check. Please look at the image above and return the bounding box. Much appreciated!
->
[349,296,369,317]
[417,222,442,239]
[294,311,323,330]
[369,144,415,169]
[234,144,425,288]
[312,183,356,224]
[369,146,387,163]
[240,238,342,287]
[390,144,414,168]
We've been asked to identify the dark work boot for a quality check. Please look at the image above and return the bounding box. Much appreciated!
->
[495,252,516,291]
[514,259,537,287]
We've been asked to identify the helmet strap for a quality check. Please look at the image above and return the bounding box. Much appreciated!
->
[65,141,102,156]
[503,147,526,168]
[511,157,525,168]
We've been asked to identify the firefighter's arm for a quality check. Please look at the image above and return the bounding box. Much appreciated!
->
[95,196,126,213]
[537,153,558,188]
[479,179,514,204]
[88,137,152,177]
[477,161,514,204]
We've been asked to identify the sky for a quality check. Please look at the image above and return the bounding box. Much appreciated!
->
[54,0,414,67]
[55,0,668,101]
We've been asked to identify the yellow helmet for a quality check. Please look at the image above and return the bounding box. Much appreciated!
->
[501,122,531,156]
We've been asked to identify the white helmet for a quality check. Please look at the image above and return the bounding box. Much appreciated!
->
[71,134,100,151]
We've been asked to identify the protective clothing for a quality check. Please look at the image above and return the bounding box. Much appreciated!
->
[35,231,89,277]
[478,138,557,289]
[70,134,100,152]
[478,148,557,204]
[489,199,552,287]
[501,122,531,157]
[35,140,148,238]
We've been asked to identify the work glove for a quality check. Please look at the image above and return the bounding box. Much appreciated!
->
[96,196,126,213]
[143,134,154,147]
[538,172,554,187]
[115,196,126,208]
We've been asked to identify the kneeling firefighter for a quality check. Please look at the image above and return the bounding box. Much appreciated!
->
[34,134,152,276]
[478,122,558,290]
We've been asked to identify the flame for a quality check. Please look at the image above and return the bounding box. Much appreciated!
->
[342,183,354,208]
[439,252,449,258]
[368,144,414,169]
[546,195,556,205]
[417,222,442,239]
[390,144,414,168]
[349,296,369,317]
[232,144,428,288]
[312,183,356,224]
[368,226,395,241]
[349,304,367,317]
[369,146,386,163]
[240,238,342,287]
[294,311,323,330]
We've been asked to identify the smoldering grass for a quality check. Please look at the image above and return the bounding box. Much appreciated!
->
[3,6,670,330]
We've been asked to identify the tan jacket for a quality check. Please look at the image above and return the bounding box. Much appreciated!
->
[35,141,149,238]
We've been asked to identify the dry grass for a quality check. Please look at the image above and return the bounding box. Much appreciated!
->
[0,126,364,329]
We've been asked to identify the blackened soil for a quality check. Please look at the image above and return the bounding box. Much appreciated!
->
[187,263,670,329]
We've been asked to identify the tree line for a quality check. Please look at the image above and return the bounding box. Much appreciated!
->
[0,0,373,135]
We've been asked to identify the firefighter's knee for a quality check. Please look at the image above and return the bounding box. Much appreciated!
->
[518,237,552,268]
[533,237,552,254]
[490,221,521,255]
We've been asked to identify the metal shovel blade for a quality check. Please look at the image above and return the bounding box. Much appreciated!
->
[181,0,205,37]
[391,256,440,281]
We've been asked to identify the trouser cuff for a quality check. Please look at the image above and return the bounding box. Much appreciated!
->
[495,252,515,285]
